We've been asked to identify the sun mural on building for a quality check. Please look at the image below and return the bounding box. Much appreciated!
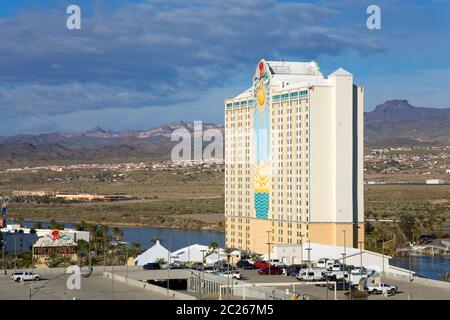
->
[253,60,271,219]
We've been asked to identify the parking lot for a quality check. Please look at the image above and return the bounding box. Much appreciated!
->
[237,269,450,300]
[0,271,171,300]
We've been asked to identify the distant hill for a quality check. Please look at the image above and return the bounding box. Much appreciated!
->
[365,100,450,147]
[0,101,449,167]
[0,121,223,167]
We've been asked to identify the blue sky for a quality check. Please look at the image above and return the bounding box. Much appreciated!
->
[0,0,449,135]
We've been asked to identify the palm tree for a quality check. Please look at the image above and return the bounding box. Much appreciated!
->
[154,257,167,265]
[112,227,123,243]
[441,273,450,282]
[76,239,90,267]
[32,221,43,229]
[76,220,90,231]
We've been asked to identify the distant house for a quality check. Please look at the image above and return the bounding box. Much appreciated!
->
[134,240,170,265]
[426,179,447,185]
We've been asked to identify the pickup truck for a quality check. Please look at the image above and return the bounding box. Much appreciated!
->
[11,272,41,282]
[366,283,398,295]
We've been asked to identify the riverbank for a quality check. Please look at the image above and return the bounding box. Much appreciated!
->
[20,220,225,251]
[10,215,224,233]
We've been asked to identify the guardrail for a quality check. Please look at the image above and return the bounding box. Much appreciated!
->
[103,271,196,300]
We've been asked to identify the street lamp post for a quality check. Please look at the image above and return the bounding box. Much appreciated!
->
[299,233,304,265]
[1,238,6,276]
[305,240,312,269]
[266,230,272,276]
[358,241,364,276]
[201,249,207,298]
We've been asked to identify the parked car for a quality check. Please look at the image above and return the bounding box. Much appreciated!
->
[258,266,283,275]
[254,261,270,269]
[351,267,367,275]
[326,260,340,270]
[236,260,254,269]
[327,281,357,291]
[286,264,307,276]
[11,272,40,282]
[217,270,242,280]
[143,263,161,270]
[329,270,350,280]
[168,262,186,269]
[366,283,398,295]
[316,258,329,269]
[267,259,282,267]
[296,269,326,282]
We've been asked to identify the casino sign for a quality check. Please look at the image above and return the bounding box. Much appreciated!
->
[32,230,78,268]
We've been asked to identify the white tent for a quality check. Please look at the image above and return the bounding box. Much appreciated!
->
[205,249,241,265]
[134,240,171,265]
[172,244,210,263]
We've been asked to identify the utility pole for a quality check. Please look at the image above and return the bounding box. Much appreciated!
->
[1,238,5,276]
[358,241,364,291]
[299,233,304,265]
[306,240,312,269]
[201,249,207,299]
[266,230,272,275]
[167,237,172,296]
[125,245,129,284]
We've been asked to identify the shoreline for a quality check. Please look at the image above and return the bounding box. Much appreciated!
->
[12,217,225,233]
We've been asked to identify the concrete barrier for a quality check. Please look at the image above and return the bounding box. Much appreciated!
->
[383,272,450,290]
[103,272,196,300]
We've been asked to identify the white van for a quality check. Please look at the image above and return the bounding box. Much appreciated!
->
[268,259,282,267]
[316,258,329,269]
[326,259,340,270]
[296,269,326,282]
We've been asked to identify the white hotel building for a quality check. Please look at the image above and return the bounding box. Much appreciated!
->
[224,60,364,254]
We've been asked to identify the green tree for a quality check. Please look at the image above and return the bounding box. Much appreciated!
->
[32,221,43,229]
[154,257,167,265]
[76,220,90,231]
[76,239,90,267]
[49,219,64,230]
[112,227,124,243]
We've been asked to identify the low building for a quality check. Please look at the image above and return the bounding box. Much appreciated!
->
[425,179,447,185]
[267,242,411,276]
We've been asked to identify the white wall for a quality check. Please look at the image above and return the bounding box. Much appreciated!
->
[309,85,334,222]
[329,73,354,223]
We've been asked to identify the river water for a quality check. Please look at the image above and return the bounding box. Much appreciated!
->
[390,255,450,281]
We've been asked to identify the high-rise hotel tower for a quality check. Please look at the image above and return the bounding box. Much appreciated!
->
[224,60,364,254]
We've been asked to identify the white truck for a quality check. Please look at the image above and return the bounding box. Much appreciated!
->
[296,269,326,282]
[11,272,40,282]
[366,283,398,295]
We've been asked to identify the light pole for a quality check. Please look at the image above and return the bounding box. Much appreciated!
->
[407,241,415,300]
[201,249,207,298]
[305,240,312,269]
[358,241,364,276]
[1,238,6,276]
[299,233,304,265]
[266,230,272,276]
[342,230,347,260]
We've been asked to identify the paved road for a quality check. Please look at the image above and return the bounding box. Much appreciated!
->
[238,270,450,300]
[0,272,171,300]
